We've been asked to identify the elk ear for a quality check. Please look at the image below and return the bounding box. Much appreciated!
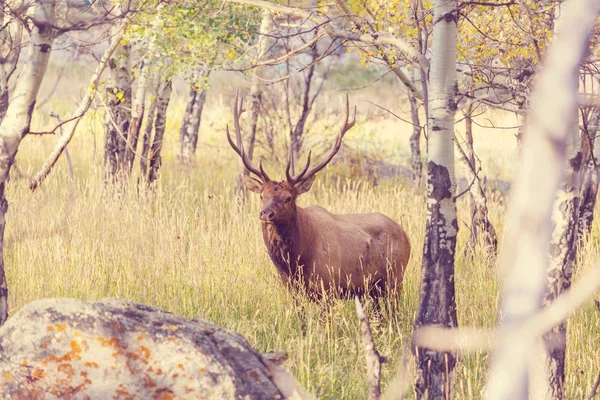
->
[242,175,262,193]
[296,175,316,195]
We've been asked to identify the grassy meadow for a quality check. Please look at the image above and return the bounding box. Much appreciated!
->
[5,59,600,399]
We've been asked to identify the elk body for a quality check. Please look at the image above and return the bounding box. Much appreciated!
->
[227,95,411,303]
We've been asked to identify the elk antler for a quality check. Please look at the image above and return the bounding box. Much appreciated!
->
[287,94,356,187]
[226,91,271,183]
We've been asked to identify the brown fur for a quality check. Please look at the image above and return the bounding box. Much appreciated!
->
[247,179,411,302]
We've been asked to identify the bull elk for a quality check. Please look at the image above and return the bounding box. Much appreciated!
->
[227,94,411,306]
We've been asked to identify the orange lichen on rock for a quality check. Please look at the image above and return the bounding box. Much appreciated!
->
[0,299,286,399]
[139,345,151,359]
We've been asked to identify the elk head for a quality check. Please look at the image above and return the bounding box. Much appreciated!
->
[226,92,356,224]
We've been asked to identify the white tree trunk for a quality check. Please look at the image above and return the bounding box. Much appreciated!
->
[413,0,459,397]
[105,42,131,182]
[0,0,56,324]
[543,125,582,399]
[485,0,600,398]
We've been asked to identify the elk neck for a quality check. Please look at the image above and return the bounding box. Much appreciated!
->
[261,206,306,278]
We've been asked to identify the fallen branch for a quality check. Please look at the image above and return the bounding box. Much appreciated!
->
[355,297,385,400]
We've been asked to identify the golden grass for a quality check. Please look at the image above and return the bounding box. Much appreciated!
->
[6,76,600,399]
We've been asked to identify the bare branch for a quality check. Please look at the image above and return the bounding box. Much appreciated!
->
[226,0,428,70]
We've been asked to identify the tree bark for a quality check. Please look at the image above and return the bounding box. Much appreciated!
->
[576,113,600,244]
[0,0,56,324]
[235,9,273,197]
[140,71,160,179]
[543,126,582,399]
[413,0,459,397]
[485,0,599,398]
[461,106,498,254]
[409,92,422,185]
[0,6,21,124]
[178,66,209,167]
[104,43,131,183]
[148,80,172,186]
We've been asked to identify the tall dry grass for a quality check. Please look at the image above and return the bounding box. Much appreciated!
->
[5,64,600,399]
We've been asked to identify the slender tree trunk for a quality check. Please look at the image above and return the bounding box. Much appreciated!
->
[148,80,172,185]
[140,71,160,180]
[576,114,600,243]
[104,43,131,183]
[124,59,147,174]
[0,0,56,324]
[178,66,209,166]
[409,93,422,185]
[461,106,498,254]
[124,6,163,176]
[543,127,582,399]
[413,0,459,397]
[235,9,273,197]
[104,61,119,182]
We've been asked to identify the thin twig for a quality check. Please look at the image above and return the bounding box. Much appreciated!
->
[585,372,600,400]
[49,112,74,183]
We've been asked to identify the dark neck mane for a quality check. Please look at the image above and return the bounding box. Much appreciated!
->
[261,215,300,278]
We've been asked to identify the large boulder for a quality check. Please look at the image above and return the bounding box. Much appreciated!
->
[0,298,306,399]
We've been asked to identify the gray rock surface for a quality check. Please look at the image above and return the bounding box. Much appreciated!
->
[0,298,296,399]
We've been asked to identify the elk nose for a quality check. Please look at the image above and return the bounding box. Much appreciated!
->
[260,210,275,221]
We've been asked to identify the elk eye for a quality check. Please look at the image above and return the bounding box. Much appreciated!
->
[260,195,263,200]
[285,197,291,203]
